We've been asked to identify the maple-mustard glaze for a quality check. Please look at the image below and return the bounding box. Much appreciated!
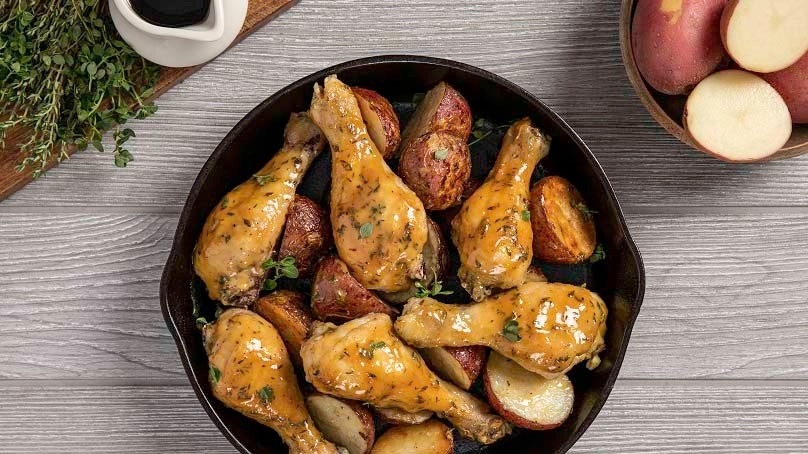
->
[395,282,608,378]
[193,113,325,306]
[309,75,428,293]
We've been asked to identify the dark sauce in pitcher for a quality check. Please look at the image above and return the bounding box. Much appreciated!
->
[130,0,211,28]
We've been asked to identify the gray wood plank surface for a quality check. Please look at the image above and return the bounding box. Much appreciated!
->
[2,212,807,380]
[3,0,808,210]
[2,0,807,452]
[0,380,805,453]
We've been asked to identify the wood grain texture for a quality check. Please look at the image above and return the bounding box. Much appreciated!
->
[2,0,808,209]
[1,212,806,380]
[0,0,297,201]
[0,380,805,453]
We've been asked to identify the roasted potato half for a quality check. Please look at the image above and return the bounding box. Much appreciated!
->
[353,87,401,159]
[399,132,471,211]
[400,82,473,151]
[380,218,449,304]
[370,419,453,454]
[306,393,375,454]
[311,256,398,322]
[420,346,486,390]
[252,290,314,366]
[484,352,574,430]
[375,407,434,426]
[529,176,597,264]
[278,194,333,277]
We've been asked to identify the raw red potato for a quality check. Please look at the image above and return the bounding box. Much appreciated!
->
[419,345,486,390]
[306,393,375,454]
[761,52,808,124]
[684,70,792,162]
[721,0,808,73]
[353,87,401,159]
[632,0,728,94]
[483,352,574,430]
[369,419,453,454]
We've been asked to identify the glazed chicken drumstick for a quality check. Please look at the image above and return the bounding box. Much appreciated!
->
[309,75,429,293]
[194,113,326,306]
[204,309,343,454]
[451,118,551,301]
[394,282,608,378]
[301,313,511,444]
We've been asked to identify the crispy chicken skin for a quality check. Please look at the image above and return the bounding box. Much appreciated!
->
[309,75,429,293]
[451,118,550,301]
[300,313,511,444]
[203,309,342,454]
[194,113,326,306]
[394,282,608,378]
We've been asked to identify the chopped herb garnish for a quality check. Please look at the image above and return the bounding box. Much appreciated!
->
[575,202,598,220]
[501,317,521,342]
[589,243,606,263]
[433,148,449,161]
[195,317,209,329]
[362,341,387,359]
[209,366,222,385]
[359,222,373,239]
[468,118,511,147]
[414,278,453,298]
[257,385,274,403]
[521,209,531,221]
[261,256,299,291]
[253,174,277,185]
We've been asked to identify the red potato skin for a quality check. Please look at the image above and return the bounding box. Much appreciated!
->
[760,52,808,124]
[310,256,398,323]
[307,393,375,454]
[353,87,402,159]
[443,346,486,387]
[399,132,472,211]
[278,195,333,278]
[632,0,728,95]
[529,176,597,264]
[400,82,473,153]
[252,290,314,366]
[483,367,564,431]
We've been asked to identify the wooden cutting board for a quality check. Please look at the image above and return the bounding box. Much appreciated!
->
[0,0,297,201]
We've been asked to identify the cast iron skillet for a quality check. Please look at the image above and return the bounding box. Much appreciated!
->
[160,55,645,454]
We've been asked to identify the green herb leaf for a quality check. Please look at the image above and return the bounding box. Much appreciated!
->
[359,223,373,239]
[414,279,454,298]
[195,317,209,329]
[253,174,277,186]
[575,202,597,220]
[501,317,521,342]
[263,279,278,291]
[589,243,606,263]
[261,256,298,291]
[521,209,531,221]
[362,341,387,359]
[209,366,222,385]
[433,148,449,161]
[257,385,274,403]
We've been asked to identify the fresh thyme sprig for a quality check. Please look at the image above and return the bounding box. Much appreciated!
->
[0,0,160,175]
[261,256,299,291]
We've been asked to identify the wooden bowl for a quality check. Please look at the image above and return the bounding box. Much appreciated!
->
[619,0,808,162]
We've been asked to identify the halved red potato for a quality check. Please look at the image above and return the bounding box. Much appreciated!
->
[483,352,574,430]
[311,256,398,322]
[252,290,314,366]
[420,346,486,390]
[529,176,597,264]
[375,407,433,425]
[761,52,808,124]
[400,82,473,152]
[278,194,333,278]
[306,393,375,454]
[398,132,471,211]
[353,87,401,159]
[369,419,453,454]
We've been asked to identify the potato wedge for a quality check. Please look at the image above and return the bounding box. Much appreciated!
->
[375,407,434,425]
[278,194,333,278]
[370,419,453,454]
[529,176,596,264]
[353,87,401,159]
[306,393,375,454]
[484,352,574,430]
[380,218,449,304]
[311,256,398,322]
[420,346,486,390]
[252,290,314,366]
[400,82,472,152]
[399,132,471,211]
